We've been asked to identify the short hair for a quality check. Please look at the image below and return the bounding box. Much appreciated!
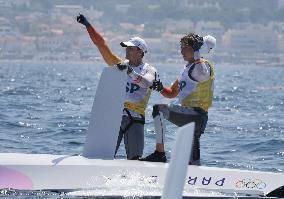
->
[180,33,201,47]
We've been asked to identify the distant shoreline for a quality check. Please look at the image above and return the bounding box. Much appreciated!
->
[0,59,283,67]
[0,59,102,65]
[0,59,184,67]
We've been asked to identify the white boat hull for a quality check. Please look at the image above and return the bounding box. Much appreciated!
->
[0,153,283,197]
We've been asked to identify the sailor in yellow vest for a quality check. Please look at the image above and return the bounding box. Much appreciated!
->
[77,14,157,160]
[140,33,216,165]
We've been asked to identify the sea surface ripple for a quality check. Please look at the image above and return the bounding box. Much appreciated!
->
[0,61,283,174]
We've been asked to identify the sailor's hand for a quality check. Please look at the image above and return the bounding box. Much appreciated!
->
[152,79,164,92]
[116,63,128,71]
[116,64,133,75]
[192,35,204,51]
[76,13,90,27]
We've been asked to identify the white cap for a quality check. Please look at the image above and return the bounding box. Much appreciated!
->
[120,37,148,53]
[203,35,216,52]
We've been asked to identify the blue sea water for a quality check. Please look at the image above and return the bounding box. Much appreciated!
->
[0,61,283,198]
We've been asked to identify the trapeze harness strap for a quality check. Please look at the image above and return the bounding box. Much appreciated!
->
[121,108,145,132]
[114,108,145,156]
[188,62,212,86]
[188,63,199,82]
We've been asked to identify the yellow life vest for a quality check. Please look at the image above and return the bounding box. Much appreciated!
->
[123,62,156,116]
[180,60,215,112]
[124,89,151,116]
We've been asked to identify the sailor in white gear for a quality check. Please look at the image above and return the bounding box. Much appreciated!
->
[140,33,216,165]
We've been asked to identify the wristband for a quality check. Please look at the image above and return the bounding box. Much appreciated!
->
[161,87,172,95]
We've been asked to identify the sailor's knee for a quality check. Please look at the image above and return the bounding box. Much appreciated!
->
[152,104,160,118]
